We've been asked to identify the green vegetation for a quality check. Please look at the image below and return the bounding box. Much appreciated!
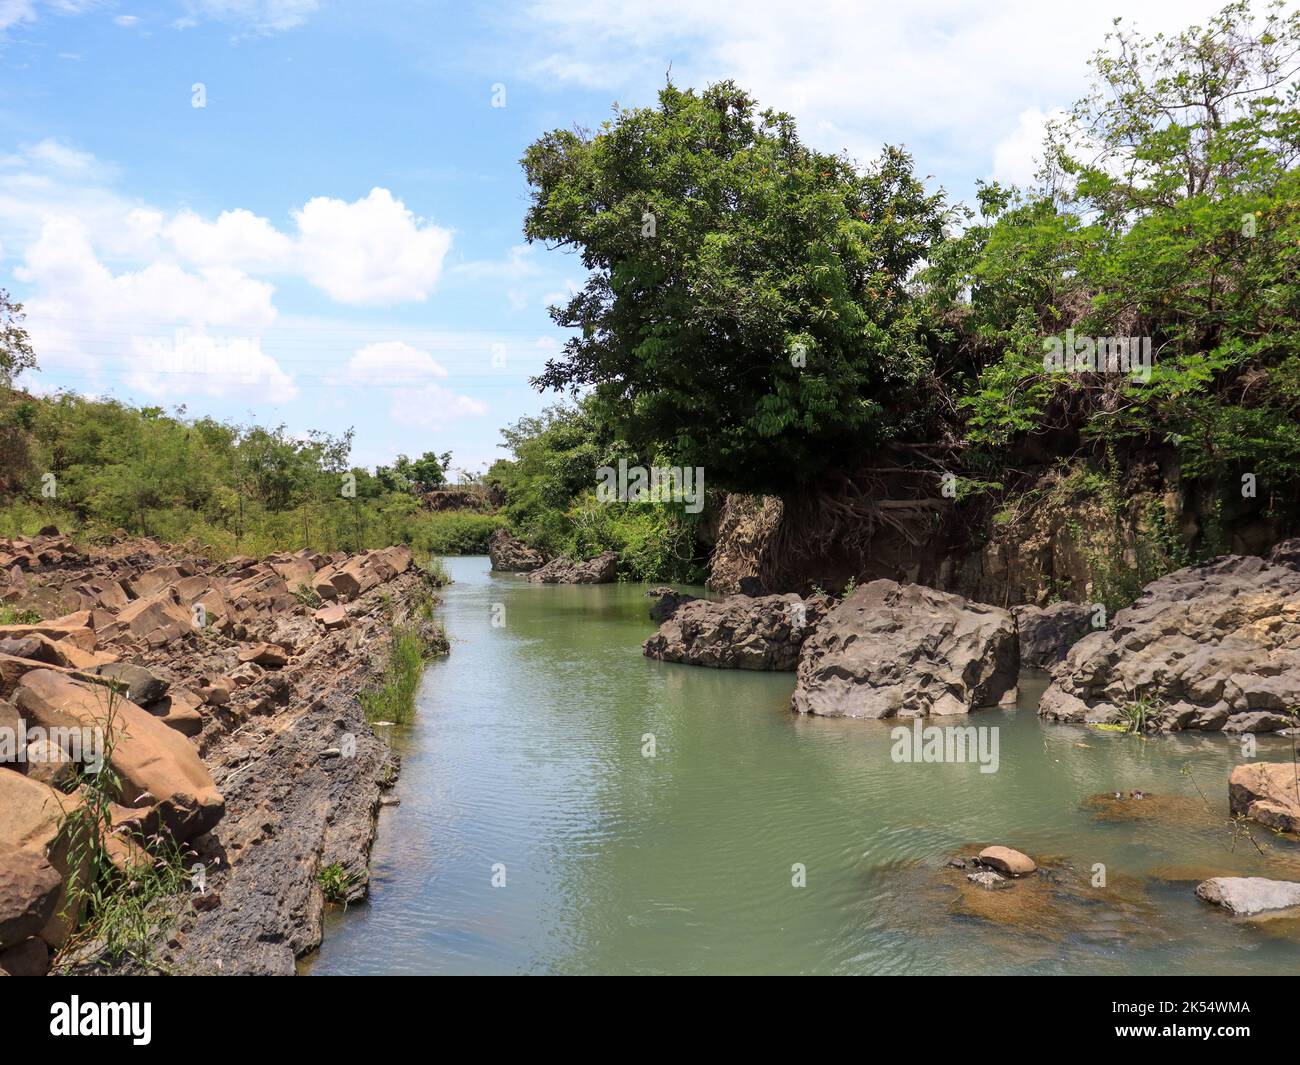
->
[358,624,445,726]
[0,604,42,624]
[316,862,361,906]
[0,376,500,558]
[509,1,1300,596]
[486,401,706,583]
[53,694,192,970]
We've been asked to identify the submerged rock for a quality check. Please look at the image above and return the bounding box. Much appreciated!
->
[791,580,1019,718]
[488,529,543,573]
[1039,554,1300,732]
[527,551,619,585]
[643,594,823,671]
[1195,876,1300,916]
[1012,601,1095,669]
[1229,762,1300,834]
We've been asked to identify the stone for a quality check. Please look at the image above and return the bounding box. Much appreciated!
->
[0,935,50,976]
[0,772,83,948]
[527,551,619,585]
[1012,601,1095,669]
[14,669,224,841]
[114,588,193,647]
[791,580,1019,718]
[643,594,823,671]
[978,846,1037,877]
[1040,555,1300,733]
[1195,876,1300,916]
[93,662,170,706]
[966,870,1007,889]
[142,689,205,738]
[314,604,348,629]
[0,843,62,950]
[23,737,75,788]
[646,587,698,623]
[488,529,544,572]
[1228,762,1300,834]
[237,643,288,668]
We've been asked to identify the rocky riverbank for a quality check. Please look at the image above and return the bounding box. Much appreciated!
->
[0,531,443,975]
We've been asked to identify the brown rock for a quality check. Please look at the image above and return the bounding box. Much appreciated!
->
[1229,762,1300,834]
[14,669,224,841]
[237,643,288,668]
[0,843,62,950]
[114,588,193,647]
[314,604,347,629]
[0,935,50,976]
[978,846,1037,877]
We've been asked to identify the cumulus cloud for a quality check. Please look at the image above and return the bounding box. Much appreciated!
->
[337,340,449,385]
[390,384,488,429]
[510,0,1230,188]
[13,216,294,401]
[335,341,487,429]
[294,188,452,305]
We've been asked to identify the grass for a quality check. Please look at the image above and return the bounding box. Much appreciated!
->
[358,627,432,726]
[52,690,194,971]
[0,604,42,624]
[317,862,361,906]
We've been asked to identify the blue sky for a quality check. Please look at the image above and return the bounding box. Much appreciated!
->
[0,0,1228,474]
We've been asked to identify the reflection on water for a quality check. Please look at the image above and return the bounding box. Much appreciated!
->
[307,556,1300,975]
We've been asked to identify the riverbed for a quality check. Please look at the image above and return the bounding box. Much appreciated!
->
[307,556,1300,975]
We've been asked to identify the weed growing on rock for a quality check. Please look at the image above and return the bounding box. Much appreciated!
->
[317,862,360,905]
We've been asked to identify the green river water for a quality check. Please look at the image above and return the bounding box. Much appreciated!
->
[307,555,1300,975]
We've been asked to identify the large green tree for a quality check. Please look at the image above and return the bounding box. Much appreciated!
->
[522,81,951,494]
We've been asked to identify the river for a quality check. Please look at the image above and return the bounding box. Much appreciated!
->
[307,555,1300,975]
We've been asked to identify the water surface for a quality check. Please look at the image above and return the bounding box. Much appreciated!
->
[308,556,1300,975]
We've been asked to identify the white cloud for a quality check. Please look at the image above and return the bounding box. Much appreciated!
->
[165,207,295,271]
[337,340,449,385]
[13,216,293,402]
[512,0,1231,189]
[113,14,138,27]
[991,107,1065,189]
[390,383,488,429]
[293,188,452,305]
[179,0,317,34]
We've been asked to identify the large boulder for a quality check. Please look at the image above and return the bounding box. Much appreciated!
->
[14,669,224,841]
[0,771,83,948]
[791,580,1019,718]
[643,594,823,671]
[111,588,194,647]
[528,551,619,585]
[646,587,698,623]
[1229,762,1300,833]
[0,843,62,950]
[1195,877,1300,916]
[488,529,543,572]
[1013,601,1096,669]
[1039,555,1300,732]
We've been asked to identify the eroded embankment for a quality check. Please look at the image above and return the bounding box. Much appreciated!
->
[0,531,444,975]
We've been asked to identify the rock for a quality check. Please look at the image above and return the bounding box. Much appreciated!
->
[646,587,698,623]
[527,551,619,585]
[1012,601,1095,669]
[0,772,83,948]
[93,662,169,706]
[978,845,1037,877]
[1229,762,1300,833]
[488,529,544,572]
[966,870,1007,889]
[14,669,224,841]
[23,737,75,788]
[237,643,288,668]
[1040,556,1300,733]
[1195,876,1300,916]
[643,594,823,670]
[126,564,187,600]
[791,580,1019,718]
[0,844,62,950]
[113,588,194,647]
[314,604,348,629]
[142,689,205,738]
[0,935,49,976]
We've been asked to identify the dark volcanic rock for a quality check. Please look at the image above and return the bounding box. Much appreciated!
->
[1039,555,1300,732]
[791,580,1019,718]
[645,586,699,623]
[643,593,823,670]
[1013,601,1095,669]
[488,529,543,572]
[527,551,619,585]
